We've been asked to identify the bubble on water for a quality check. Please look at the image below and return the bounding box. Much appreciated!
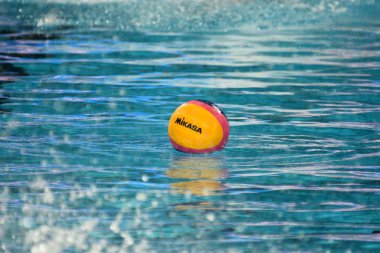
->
[40,160,48,167]
[110,213,122,233]
[88,184,97,197]
[69,183,98,201]
[121,232,134,246]
[43,187,54,204]
[48,130,55,137]
[119,89,126,96]
[22,217,34,229]
[30,177,49,190]
[80,220,97,232]
[206,213,215,222]
[37,13,59,27]
[141,174,149,182]
[53,100,65,112]
[108,102,117,109]
[63,134,70,143]
[136,192,147,201]
[151,200,158,208]
[91,158,99,165]
[69,184,80,201]
[6,120,19,129]
[48,147,57,155]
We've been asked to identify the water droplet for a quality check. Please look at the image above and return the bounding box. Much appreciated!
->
[22,217,33,229]
[136,193,147,201]
[142,175,149,182]
[206,213,215,222]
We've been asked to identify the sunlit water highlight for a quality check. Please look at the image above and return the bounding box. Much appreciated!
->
[1,0,380,252]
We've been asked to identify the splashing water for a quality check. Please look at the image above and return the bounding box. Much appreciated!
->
[0,0,380,252]
[1,0,380,31]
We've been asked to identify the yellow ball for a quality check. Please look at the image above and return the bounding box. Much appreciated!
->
[168,100,229,153]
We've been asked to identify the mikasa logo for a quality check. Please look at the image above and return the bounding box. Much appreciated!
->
[175,117,202,134]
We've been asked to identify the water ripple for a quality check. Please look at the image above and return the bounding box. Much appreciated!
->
[1,3,380,252]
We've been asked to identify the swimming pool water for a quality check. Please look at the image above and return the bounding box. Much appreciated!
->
[1,0,380,252]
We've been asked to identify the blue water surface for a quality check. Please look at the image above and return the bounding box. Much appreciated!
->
[1,0,380,252]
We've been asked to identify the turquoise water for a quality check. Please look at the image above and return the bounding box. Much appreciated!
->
[1,0,380,252]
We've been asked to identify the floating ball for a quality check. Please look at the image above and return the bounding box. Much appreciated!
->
[168,100,229,154]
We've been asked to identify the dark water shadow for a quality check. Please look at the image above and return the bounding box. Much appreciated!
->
[0,28,65,114]
[0,63,27,114]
